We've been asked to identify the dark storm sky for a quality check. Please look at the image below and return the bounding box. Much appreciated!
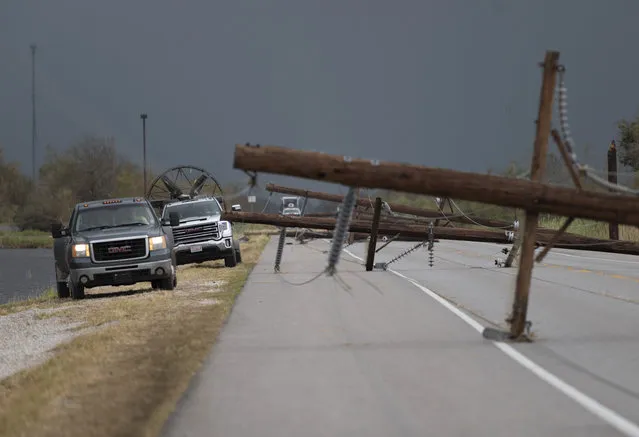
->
[1,0,638,193]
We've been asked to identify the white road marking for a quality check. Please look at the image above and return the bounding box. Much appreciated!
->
[341,246,639,437]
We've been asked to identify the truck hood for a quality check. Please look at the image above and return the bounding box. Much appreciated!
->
[74,224,160,242]
[173,214,222,227]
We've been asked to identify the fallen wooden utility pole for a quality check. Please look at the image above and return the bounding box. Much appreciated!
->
[266,183,517,229]
[222,211,639,255]
[272,183,627,245]
[305,210,439,227]
[222,211,512,242]
[237,152,639,228]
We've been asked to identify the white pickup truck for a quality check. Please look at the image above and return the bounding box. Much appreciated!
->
[160,196,243,267]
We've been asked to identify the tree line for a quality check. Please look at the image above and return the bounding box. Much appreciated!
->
[0,136,145,231]
[1,120,638,231]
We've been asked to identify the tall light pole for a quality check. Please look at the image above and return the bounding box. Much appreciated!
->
[140,113,148,194]
[30,44,37,182]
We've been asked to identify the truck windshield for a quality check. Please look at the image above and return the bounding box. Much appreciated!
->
[164,201,221,221]
[75,204,157,232]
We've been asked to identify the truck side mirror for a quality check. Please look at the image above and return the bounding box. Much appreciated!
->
[231,204,242,212]
[169,212,180,227]
[51,223,65,238]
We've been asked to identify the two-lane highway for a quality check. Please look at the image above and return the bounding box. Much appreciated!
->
[162,237,639,437]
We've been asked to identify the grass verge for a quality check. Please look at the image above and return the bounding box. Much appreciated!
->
[0,227,271,437]
[0,288,58,316]
[0,230,53,249]
[538,216,639,242]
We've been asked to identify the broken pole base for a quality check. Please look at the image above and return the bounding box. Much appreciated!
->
[482,326,533,343]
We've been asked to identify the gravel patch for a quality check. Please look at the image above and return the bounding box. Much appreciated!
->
[0,308,85,381]
[0,277,230,381]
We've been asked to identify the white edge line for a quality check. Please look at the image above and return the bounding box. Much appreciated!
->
[338,244,639,437]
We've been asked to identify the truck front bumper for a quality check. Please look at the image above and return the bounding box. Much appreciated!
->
[70,256,174,288]
[173,237,234,264]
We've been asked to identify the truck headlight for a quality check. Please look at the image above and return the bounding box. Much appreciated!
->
[218,221,232,236]
[149,236,166,251]
[72,243,90,258]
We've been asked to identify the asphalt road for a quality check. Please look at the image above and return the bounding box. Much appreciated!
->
[162,236,639,437]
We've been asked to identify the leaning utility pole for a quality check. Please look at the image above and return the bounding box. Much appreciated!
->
[30,44,37,182]
[508,50,559,338]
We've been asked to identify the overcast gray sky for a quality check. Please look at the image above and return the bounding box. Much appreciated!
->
[1,0,638,193]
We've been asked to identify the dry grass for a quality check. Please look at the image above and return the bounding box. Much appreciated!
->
[0,228,272,437]
[0,288,59,316]
[0,230,53,249]
[539,216,639,241]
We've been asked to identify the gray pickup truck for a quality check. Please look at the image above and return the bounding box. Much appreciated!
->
[51,197,181,300]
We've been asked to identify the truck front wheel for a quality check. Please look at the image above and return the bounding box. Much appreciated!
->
[158,273,177,290]
[224,252,237,268]
[233,240,242,264]
[56,282,70,299]
[69,281,85,300]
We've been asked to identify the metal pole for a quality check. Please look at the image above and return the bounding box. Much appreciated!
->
[140,113,148,194]
[30,44,37,182]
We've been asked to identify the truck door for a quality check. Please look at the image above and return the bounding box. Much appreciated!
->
[53,209,74,278]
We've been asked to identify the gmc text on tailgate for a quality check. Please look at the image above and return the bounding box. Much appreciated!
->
[51,197,181,300]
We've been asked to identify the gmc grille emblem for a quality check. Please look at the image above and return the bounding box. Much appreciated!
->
[108,245,132,254]
[185,227,203,233]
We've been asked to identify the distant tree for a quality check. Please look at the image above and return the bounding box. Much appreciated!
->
[616,117,639,170]
[38,136,123,201]
[13,136,144,230]
[0,148,33,223]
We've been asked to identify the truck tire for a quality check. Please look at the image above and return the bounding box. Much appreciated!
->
[57,282,70,299]
[224,251,237,268]
[69,281,85,300]
[233,239,242,264]
[235,248,242,264]
[158,273,177,290]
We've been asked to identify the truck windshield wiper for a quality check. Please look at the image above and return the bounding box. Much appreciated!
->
[81,225,115,231]
[110,222,149,228]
